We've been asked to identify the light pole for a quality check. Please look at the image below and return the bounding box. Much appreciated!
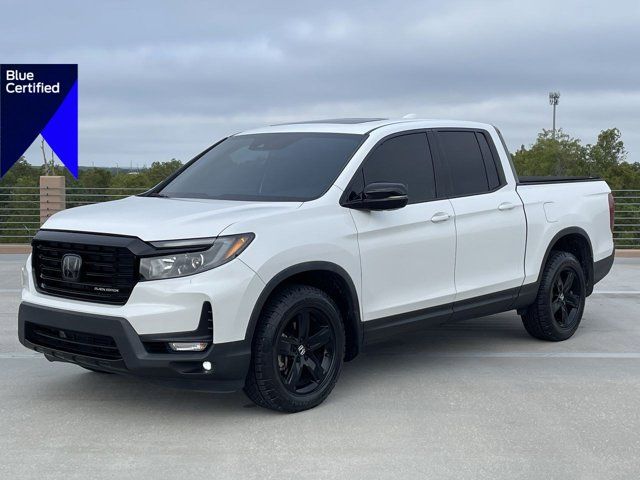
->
[549,91,560,139]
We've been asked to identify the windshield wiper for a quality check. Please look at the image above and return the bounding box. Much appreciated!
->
[146,192,170,198]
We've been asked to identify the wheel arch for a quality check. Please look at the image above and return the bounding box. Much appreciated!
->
[245,262,363,361]
[537,227,594,295]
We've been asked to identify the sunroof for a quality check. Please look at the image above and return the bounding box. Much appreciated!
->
[273,118,387,126]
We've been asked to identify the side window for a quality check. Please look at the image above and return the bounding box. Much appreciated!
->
[361,133,436,204]
[437,131,489,196]
[476,132,500,190]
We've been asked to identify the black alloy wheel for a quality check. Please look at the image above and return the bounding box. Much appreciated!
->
[275,308,336,395]
[521,251,587,341]
[550,266,584,329]
[244,284,345,412]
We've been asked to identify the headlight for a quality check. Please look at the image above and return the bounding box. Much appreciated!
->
[139,233,254,280]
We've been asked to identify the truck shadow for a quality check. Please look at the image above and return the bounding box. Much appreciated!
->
[48,312,537,416]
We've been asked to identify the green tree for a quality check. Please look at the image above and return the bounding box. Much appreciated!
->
[73,167,113,188]
[0,157,40,187]
[146,159,182,185]
[512,127,640,189]
[513,129,589,177]
[588,128,626,169]
[585,128,640,190]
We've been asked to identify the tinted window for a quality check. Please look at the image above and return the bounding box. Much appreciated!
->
[437,131,489,196]
[361,133,436,204]
[159,133,363,201]
[476,132,500,189]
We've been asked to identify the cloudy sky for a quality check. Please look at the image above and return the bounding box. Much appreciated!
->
[1,0,639,168]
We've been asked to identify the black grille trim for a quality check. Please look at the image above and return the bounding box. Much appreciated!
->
[33,241,136,305]
[24,321,122,360]
[31,230,152,306]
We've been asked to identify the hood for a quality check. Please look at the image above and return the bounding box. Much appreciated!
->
[42,195,302,241]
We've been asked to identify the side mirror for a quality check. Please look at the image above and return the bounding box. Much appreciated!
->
[345,182,408,211]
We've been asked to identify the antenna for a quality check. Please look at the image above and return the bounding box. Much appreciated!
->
[548,92,560,139]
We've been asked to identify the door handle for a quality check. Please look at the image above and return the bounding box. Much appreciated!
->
[498,202,515,211]
[431,212,451,223]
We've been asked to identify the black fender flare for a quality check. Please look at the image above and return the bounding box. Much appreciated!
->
[244,261,363,354]
[516,226,594,308]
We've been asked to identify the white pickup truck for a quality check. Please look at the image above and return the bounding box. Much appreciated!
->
[19,118,615,412]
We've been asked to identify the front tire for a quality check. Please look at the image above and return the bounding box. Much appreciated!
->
[521,251,586,341]
[244,284,345,412]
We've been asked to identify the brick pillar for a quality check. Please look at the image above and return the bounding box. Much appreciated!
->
[40,176,66,224]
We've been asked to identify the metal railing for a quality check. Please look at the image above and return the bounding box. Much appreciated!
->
[0,186,41,242]
[613,190,640,249]
[0,186,147,243]
[65,187,148,209]
[1,186,639,248]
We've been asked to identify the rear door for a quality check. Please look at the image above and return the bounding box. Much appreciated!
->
[346,132,456,321]
[433,129,526,306]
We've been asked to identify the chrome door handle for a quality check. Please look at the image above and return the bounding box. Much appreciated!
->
[498,202,515,211]
[431,212,451,223]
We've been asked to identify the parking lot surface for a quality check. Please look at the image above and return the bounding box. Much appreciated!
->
[1,254,639,479]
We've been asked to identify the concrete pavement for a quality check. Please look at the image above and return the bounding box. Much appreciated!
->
[1,255,639,479]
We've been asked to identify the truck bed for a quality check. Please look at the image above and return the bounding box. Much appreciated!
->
[518,176,601,185]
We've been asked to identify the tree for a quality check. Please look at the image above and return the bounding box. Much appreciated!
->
[0,157,40,187]
[589,128,626,169]
[584,128,640,190]
[512,129,589,177]
[74,168,113,188]
[146,159,182,185]
[512,126,640,190]
[40,137,56,176]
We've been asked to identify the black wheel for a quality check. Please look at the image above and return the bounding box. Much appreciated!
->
[521,251,586,341]
[244,284,345,412]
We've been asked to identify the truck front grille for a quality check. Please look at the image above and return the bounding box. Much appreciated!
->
[25,322,122,360]
[32,238,137,305]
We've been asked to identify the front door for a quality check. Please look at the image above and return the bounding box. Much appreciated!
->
[347,132,457,321]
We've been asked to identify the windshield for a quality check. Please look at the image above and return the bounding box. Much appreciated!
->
[158,132,364,201]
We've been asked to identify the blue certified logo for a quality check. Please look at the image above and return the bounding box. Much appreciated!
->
[0,64,78,177]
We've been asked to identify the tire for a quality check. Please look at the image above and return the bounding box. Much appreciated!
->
[521,251,587,341]
[244,284,345,413]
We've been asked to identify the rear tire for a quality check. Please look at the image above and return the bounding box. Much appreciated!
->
[244,284,345,413]
[521,251,586,341]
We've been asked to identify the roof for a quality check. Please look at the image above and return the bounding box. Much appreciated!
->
[272,117,387,125]
[235,118,494,136]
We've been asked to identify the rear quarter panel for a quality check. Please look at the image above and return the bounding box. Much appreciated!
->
[517,180,614,285]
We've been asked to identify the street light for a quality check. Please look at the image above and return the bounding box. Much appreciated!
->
[549,91,560,139]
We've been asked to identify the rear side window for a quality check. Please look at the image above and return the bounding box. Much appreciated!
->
[361,133,436,204]
[476,132,500,190]
[437,131,489,196]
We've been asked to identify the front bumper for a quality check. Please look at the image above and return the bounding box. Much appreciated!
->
[22,252,266,345]
[18,302,251,392]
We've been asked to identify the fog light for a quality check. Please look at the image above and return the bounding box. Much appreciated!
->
[202,361,212,371]
[168,342,209,352]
